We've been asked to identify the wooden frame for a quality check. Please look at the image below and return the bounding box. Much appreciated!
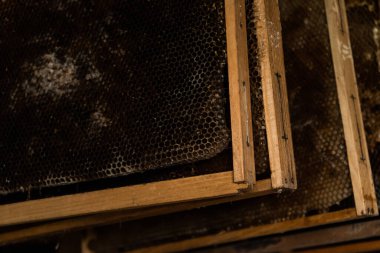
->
[128,208,378,253]
[206,217,380,252]
[324,0,377,216]
[0,3,377,251]
[78,218,380,253]
[0,172,247,227]
[129,209,360,253]
[301,240,380,253]
[94,1,377,251]
[255,0,296,190]
[0,179,273,245]
[0,0,295,228]
[226,0,255,184]
[227,0,296,189]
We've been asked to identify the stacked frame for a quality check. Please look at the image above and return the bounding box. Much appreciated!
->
[103,0,377,251]
[0,0,295,229]
[7,0,377,251]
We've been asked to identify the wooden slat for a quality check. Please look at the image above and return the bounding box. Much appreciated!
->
[300,239,380,253]
[255,0,296,189]
[130,208,358,253]
[225,0,256,184]
[207,218,380,252]
[325,0,378,216]
[0,172,248,227]
[0,179,274,245]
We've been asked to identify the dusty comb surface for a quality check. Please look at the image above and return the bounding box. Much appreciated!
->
[346,0,380,203]
[0,0,230,195]
[278,0,352,212]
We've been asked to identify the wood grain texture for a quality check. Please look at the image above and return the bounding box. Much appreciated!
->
[0,179,274,245]
[225,0,256,184]
[130,209,358,253]
[325,0,378,216]
[300,239,380,253]
[0,172,248,227]
[204,217,380,252]
[255,0,296,189]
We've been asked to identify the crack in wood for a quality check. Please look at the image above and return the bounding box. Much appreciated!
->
[242,81,250,147]
[351,94,366,161]
[275,72,288,141]
[275,72,294,186]
[337,0,345,34]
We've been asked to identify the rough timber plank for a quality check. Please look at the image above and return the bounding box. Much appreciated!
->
[204,218,380,252]
[130,209,358,253]
[300,239,380,253]
[0,179,273,245]
[0,172,248,227]
[225,0,256,184]
[255,0,296,189]
[325,0,378,216]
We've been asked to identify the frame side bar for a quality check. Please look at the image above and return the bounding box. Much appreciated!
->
[324,0,378,216]
[0,172,248,227]
[0,179,274,245]
[225,0,256,184]
[255,0,297,189]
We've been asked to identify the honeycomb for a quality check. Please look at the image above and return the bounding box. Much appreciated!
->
[0,0,231,195]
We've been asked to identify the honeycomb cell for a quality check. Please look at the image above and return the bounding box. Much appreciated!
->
[0,0,230,194]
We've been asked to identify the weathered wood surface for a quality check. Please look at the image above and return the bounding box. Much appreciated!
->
[225,0,256,183]
[198,218,380,252]
[255,0,296,189]
[0,179,274,245]
[325,0,378,216]
[0,172,248,227]
[128,209,357,253]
